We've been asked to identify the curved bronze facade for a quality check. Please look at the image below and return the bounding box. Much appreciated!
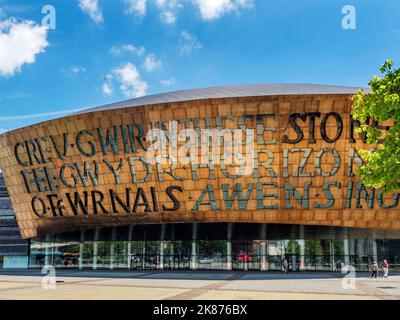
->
[1,85,399,239]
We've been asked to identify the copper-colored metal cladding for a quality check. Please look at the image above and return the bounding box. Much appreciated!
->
[0,84,398,239]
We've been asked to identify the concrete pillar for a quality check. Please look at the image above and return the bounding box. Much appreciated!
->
[79,230,85,270]
[356,239,365,271]
[191,241,197,270]
[330,240,335,271]
[169,242,174,270]
[191,224,198,270]
[243,241,249,272]
[110,245,114,269]
[44,235,51,266]
[159,242,165,270]
[127,242,132,269]
[127,225,133,269]
[343,239,350,265]
[289,227,297,271]
[372,239,378,262]
[299,225,305,271]
[291,254,296,271]
[260,224,267,271]
[260,242,267,271]
[142,241,146,270]
[291,246,297,271]
[298,240,305,271]
[110,227,116,270]
[226,223,233,271]
[357,239,364,257]
[93,228,99,270]
[159,225,166,270]
[226,241,232,271]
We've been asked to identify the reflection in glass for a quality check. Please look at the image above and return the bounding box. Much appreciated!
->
[29,238,400,272]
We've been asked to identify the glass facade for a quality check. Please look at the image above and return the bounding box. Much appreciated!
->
[29,223,400,272]
[0,173,29,268]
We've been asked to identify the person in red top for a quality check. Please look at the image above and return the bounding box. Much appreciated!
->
[382,260,389,278]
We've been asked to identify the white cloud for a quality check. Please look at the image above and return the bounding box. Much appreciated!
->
[112,63,148,98]
[69,65,87,74]
[0,108,86,121]
[123,0,251,24]
[102,82,113,96]
[179,31,202,56]
[142,53,161,72]
[78,0,103,24]
[0,18,49,77]
[193,0,254,20]
[0,92,30,100]
[155,0,183,24]
[160,11,176,24]
[124,0,147,17]
[110,44,145,56]
[160,77,176,86]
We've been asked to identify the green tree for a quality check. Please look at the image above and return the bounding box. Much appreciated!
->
[351,59,400,193]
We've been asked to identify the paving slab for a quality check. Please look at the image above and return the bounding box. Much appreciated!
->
[0,271,398,300]
[86,278,218,289]
[141,272,235,280]
[239,274,336,280]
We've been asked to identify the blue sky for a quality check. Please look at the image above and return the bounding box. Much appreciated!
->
[0,0,399,131]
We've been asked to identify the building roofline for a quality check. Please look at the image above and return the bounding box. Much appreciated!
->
[75,83,364,115]
[0,83,366,135]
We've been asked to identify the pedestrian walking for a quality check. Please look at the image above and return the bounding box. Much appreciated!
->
[382,260,389,278]
[282,258,289,273]
[370,261,378,278]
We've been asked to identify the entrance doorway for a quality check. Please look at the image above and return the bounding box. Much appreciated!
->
[130,254,143,270]
[130,255,161,270]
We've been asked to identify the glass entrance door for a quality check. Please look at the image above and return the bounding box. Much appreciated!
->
[130,254,143,270]
[144,255,159,270]
[174,256,190,270]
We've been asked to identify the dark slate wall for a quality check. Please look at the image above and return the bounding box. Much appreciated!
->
[0,173,29,256]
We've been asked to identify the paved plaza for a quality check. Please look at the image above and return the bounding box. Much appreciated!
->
[0,270,399,300]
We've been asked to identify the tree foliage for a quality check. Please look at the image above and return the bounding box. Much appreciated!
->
[352,59,400,193]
